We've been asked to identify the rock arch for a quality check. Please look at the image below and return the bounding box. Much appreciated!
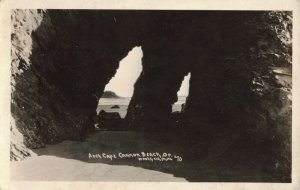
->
[11,10,292,179]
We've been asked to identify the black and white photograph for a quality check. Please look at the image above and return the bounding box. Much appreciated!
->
[0,1,299,189]
[8,9,293,182]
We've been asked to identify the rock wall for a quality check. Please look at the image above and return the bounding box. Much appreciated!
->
[126,11,292,180]
[11,10,140,159]
[187,12,292,180]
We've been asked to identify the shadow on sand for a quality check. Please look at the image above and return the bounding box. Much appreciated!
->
[30,130,275,182]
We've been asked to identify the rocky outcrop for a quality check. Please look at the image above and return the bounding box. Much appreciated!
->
[97,110,122,130]
[111,105,120,109]
[10,117,37,161]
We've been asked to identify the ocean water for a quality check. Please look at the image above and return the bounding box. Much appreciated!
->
[97,96,187,118]
[98,96,187,105]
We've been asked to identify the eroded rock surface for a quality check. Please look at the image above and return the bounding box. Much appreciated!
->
[11,10,140,157]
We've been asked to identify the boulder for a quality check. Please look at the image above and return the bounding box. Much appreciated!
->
[97,110,122,130]
[111,105,120,109]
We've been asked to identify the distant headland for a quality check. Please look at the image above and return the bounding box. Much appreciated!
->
[101,91,121,98]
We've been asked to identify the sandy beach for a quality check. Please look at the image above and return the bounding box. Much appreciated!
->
[11,130,274,182]
[10,131,187,181]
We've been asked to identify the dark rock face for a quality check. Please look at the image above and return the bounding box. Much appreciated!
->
[185,12,292,179]
[11,10,141,155]
[126,11,292,180]
[126,12,215,130]
[97,110,122,130]
[11,10,292,181]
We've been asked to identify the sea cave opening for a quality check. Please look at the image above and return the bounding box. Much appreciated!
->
[96,46,143,129]
[172,72,191,113]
